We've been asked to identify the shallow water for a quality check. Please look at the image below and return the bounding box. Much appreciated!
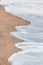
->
[10,32,43,43]
[15,25,43,33]
[8,51,43,65]
[0,0,43,65]
[15,42,43,51]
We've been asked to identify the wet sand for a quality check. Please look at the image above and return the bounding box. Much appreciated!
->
[0,6,30,65]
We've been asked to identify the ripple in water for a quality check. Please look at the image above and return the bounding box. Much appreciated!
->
[1,0,43,65]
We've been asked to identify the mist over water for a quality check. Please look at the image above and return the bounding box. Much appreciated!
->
[0,0,43,65]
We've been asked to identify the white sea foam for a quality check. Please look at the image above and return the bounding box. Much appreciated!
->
[0,0,15,6]
[8,51,43,65]
[15,25,43,33]
[0,0,43,7]
[15,42,43,51]
[1,0,43,65]
[4,5,43,15]
[10,32,43,43]
[4,5,43,27]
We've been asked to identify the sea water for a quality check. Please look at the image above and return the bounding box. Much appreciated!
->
[0,0,43,65]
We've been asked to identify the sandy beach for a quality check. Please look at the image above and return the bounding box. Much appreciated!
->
[0,6,30,65]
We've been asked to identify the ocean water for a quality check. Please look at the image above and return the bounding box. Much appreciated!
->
[8,51,43,65]
[10,32,43,43]
[0,0,43,65]
[15,42,43,51]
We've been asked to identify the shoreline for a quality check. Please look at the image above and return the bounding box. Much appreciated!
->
[0,6,30,65]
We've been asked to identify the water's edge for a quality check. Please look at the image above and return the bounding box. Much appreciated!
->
[0,0,43,65]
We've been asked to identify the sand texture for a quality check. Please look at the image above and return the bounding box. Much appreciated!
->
[0,6,30,65]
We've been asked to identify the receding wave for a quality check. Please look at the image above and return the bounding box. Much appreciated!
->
[1,0,43,65]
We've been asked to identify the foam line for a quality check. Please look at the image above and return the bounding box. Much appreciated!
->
[10,32,43,43]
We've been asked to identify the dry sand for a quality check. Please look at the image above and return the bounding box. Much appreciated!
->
[0,6,30,65]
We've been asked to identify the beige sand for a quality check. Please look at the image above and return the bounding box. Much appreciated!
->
[0,6,30,65]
